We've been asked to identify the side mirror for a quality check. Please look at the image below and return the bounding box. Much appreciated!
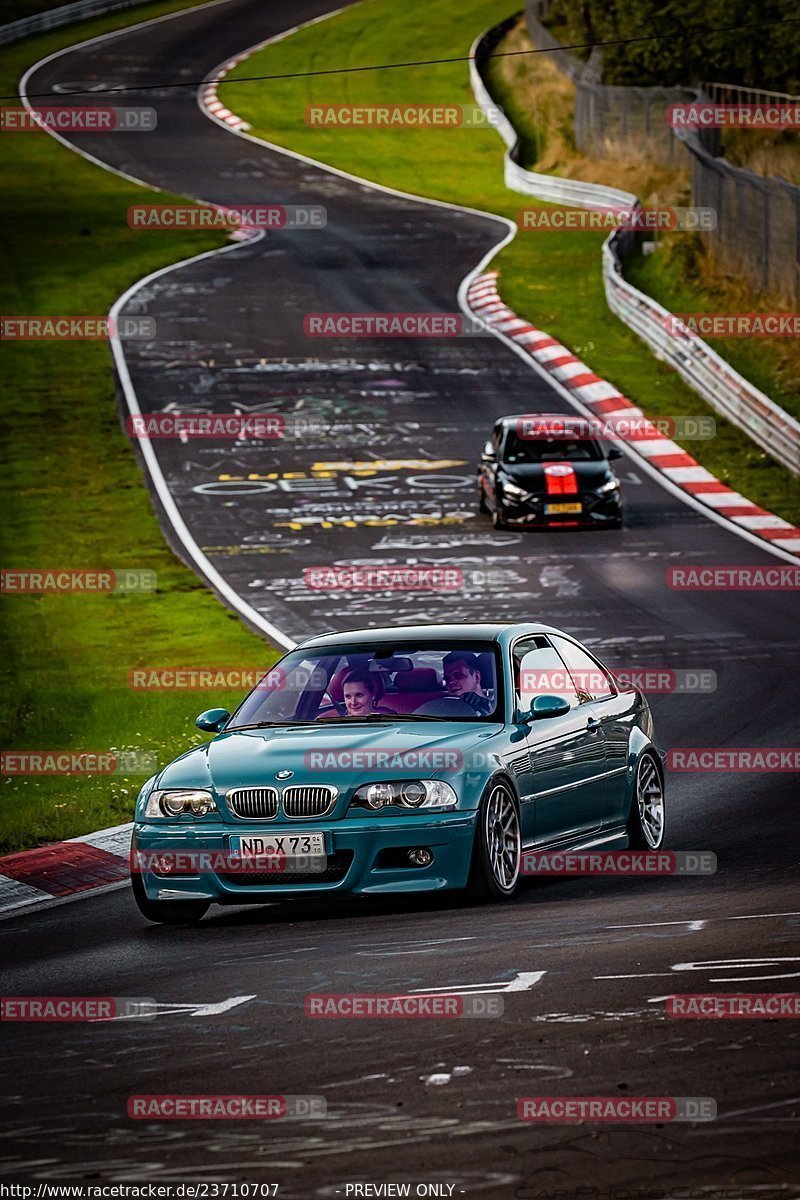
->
[607,446,623,460]
[480,441,496,463]
[195,708,230,733]
[526,694,571,721]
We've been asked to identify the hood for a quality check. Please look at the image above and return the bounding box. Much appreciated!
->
[501,460,613,490]
[156,720,503,794]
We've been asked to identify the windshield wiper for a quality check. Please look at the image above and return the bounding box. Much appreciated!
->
[224,721,305,732]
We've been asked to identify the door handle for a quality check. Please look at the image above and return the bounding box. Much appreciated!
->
[586,716,601,733]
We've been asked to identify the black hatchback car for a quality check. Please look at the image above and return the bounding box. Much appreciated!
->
[477,413,623,530]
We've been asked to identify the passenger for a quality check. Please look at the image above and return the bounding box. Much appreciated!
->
[342,669,394,717]
[442,651,492,716]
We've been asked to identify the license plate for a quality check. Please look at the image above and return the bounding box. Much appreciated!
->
[232,832,325,857]
[545,502,582,514]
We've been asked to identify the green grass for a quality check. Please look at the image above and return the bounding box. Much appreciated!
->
[0,0,281,854]
[223,0,800,525]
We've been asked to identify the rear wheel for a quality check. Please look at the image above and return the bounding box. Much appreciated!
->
[627,752,665,849]
[467,780,521,900]
[131,872,210,925]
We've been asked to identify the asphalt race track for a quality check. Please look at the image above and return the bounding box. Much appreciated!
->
[4,0,799,1192]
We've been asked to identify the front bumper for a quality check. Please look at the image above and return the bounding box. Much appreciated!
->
[132,810,478,902]
[502,492,621,527]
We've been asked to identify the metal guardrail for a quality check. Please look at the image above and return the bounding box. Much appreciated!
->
[470,27,636,212]
[0,0,152,46]
[470,27,800,477]
[602,239,800,474]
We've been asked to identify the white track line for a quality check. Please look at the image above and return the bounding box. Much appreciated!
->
[19,0,296,648]
[18,0,800,677]
[197,15,800,566]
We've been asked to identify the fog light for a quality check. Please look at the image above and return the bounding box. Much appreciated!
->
[408,848,433,867]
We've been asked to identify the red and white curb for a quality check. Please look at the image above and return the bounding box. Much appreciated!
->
[0,823,131,915]
[467,272,800,555]
[200,51,250,133]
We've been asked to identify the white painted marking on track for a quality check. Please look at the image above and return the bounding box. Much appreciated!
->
[111,994,256,1020]
[607,912,800,929]
[723,1096,800,1119]
[410,971,546,995]
[196,21,800,566]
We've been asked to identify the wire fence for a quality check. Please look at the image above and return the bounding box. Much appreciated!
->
[523,3,800,302]
[472,24,800,475]
[677,125,800,304]
[524,0,700,166]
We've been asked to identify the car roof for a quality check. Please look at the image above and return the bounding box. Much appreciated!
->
[296,622,564,650]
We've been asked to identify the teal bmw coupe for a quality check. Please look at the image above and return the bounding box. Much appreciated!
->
[131,623,666,923]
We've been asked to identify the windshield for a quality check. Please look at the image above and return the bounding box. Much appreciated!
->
[227,642,502,727]
[503,433,604,463]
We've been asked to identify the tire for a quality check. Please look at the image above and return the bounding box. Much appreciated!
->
[131,871,210,925]
[467,780,522,901]
[627,752,666,850]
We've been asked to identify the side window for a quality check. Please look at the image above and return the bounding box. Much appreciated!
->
[551,637,616,704]
[513,637,580,710]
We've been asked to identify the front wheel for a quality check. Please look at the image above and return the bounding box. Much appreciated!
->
[627,752,666,849]
[131,871,210,925]
[467,781,522,900]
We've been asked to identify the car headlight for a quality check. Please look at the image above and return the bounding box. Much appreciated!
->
[500,479,530,502]
[144,789,217,818]
[596,477,620,494]
[351,780,458,811]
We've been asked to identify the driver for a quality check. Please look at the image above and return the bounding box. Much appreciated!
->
[442,652,492,716]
